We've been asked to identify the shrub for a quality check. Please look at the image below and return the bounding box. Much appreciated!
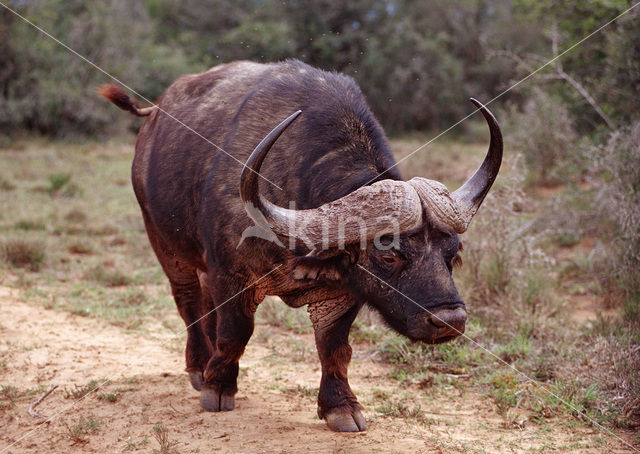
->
[592,121,640,321]
[64,416,101,445]
[152,423,178,454]
[506,89,580,185]
[0,238,46,271]
[453,151,561,343]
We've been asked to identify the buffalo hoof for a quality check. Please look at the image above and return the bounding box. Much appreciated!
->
[188,371,204,391]
[200,387,235,412]
[325,408,367,432]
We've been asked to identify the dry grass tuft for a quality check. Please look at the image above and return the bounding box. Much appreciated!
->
[64,209,88,223]
[152,423,179,454]
[1,238,46,271]
[64,416,100,445]
[63,379,106,400]
[83,265,131,287]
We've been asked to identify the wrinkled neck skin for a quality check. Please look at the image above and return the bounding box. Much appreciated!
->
[255,215,467,344]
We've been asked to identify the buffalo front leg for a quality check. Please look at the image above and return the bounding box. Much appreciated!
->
[200,275,256,412]
[308,298,366,432]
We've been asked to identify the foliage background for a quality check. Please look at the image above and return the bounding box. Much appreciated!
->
[1,0,636,137]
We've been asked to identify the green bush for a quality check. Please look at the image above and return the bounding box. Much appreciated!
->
[0,0,193,138]
[1,0,524,137]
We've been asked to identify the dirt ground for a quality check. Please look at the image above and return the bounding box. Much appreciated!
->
[0,286,635,453]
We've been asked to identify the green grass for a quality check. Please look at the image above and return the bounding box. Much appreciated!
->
[83,264,132,287]
[281,384,318,399]
[373,391,434,426]
[255,296,312,333]
[47,172,72,193]
[349,318,385,344]
[0,385,22,408]
[14,220,46,231]
[65,416,101,445]
[97,392,121,403]
[47,172,82,197]
[0,384,48,411]
[553,232,582,248]
[64,378,109,400]
[498,332,532,363]
[0,139,175,333]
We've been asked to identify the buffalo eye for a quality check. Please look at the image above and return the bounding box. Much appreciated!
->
[379,255,402,268]
[450,253,463,270]
[451,241,463,269]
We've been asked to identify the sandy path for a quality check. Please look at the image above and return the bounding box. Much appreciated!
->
[0,287,635,453]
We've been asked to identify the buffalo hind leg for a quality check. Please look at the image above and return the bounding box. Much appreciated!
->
[142,219,212,391]
[169,277,212,391]
[308,299,366,432]
[199,273,218,368]
[200,274,255,412]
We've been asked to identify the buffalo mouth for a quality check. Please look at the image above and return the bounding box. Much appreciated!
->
[407,306,467,344]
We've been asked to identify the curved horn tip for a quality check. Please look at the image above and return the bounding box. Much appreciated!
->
[240,109,303,180]
[469,98,501,128]
[239,109,304,224]
[285,109,303,122]
[469,98,484,109]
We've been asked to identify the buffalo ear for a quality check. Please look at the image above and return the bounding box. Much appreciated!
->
[291,249,352,282]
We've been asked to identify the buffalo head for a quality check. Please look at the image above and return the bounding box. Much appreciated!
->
[240,99,502,344]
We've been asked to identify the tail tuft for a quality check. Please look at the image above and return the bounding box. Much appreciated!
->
[97,84,154,117]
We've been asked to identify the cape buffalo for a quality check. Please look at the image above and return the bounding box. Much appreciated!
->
[99,59,502,432]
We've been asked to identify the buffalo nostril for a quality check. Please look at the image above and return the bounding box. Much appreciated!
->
[430,315,447,328]
[430,307,467,332]
[407,307,468,343]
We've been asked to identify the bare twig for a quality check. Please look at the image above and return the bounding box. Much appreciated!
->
[168,402,186,416]
[550,21,615,129]
[555,68,615,128]
[489,49,535,73]
[443,373,471,379]
[624,397,640,418]
[28,385,58,419]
